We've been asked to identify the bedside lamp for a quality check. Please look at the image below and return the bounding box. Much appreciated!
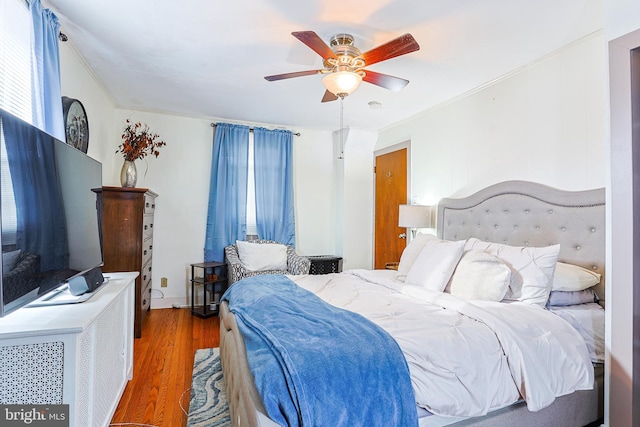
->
[399,204,434,238]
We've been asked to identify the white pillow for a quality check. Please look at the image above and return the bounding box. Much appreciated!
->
[465,238,560,307]
[405,237,466,292]
[236,241,288,272]
[449,250,511,301]
[551,262,601,291]
[397,233,436,281]
[2,249,22,273]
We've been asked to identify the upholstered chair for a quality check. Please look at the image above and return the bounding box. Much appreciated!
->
[224,240,310,286]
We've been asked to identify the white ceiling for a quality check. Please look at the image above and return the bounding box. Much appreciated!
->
[45,0,602,132]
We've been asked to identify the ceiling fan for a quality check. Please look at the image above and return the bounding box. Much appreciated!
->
[264,31,420,102]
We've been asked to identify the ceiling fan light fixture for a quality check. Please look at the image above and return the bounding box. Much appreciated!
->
[322,71,362,97]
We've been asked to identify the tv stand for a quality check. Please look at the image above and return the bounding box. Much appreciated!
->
[0,272,137,427]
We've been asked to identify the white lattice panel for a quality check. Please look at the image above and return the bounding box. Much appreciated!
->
[0,342,64,404]
[92,299,127,424]
[76,326,94,425]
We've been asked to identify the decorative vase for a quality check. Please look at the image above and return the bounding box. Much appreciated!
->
[120,160,137,188]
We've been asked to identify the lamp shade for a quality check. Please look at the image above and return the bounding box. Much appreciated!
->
[398,204,434,228]
[322,71,363,97]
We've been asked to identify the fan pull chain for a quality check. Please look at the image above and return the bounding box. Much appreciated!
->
[339,96,344,159]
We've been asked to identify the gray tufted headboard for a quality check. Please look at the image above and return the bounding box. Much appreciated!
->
[437,181,605,301]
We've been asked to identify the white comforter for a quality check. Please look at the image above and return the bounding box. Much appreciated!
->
[292,269,594,418]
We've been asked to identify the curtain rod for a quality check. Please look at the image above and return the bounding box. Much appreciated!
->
[210,122,300,137]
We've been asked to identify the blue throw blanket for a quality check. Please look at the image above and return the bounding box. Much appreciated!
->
[222,275,418,427]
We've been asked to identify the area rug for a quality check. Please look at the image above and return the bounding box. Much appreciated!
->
[187,347,231,427]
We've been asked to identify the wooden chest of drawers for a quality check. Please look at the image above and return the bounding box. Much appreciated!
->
[94,187,158,338]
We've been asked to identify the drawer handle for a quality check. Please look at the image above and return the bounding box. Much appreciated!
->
[150,224,153,229]
[144,225,148,230]
[149,245,153,250]
[148,266,152,272]
[143,298,147,306]
[152,204,155,209]
[143,250,147,255]
[143,275,147,281]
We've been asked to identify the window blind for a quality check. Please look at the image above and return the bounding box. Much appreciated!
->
[0,0,32,122]
[0,0,30,246]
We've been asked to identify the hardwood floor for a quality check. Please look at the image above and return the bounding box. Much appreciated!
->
[110,308,221,427]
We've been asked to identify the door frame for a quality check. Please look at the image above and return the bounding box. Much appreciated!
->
[373,140,412,267]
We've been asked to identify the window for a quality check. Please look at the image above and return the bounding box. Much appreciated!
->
[0,0,31,245]
[0,122,16,245]
[0,0,32,122]
[246,132,258,238]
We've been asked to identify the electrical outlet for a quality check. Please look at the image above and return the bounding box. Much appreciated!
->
[161,277,168,287]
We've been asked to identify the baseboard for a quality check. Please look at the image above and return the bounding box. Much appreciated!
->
[151,296,188,309]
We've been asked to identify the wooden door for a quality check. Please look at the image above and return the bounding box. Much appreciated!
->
[374,148,407,269]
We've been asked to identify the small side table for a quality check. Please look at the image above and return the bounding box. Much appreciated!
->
[308,255,343,275]
[190,261,227,318]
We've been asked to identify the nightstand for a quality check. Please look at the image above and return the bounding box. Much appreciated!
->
[385,262,399,270]
[308,255,343,275]
[190,262,227,318]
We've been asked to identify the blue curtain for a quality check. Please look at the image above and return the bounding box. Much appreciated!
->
[1,111,68,271]
[30,0,64,140]
[204,123,250,262]
[253,127,295,246]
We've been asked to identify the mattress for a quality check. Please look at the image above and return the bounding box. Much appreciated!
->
[290,269,594,419]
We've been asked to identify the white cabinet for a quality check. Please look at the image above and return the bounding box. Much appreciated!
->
[0,272,137,427]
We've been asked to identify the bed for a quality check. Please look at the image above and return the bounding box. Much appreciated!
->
[219,180,605,426]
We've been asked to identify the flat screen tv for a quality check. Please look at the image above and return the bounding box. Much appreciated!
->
[0,109,103,317]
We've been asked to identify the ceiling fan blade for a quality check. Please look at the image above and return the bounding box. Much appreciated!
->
[264,69,322,81]
[321,90,339,103]
[359,33,420,67]
[362,70,409,92]
[292,31,337,61]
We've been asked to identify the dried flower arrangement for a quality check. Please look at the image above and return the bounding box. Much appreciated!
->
[116,119,167,161]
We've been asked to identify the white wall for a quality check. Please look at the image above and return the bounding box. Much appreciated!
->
[377,33,607,203]
[604,1,640,425]
[606,0,640,41]
[337,128,377,270]
[59,42,117,181]
[294,129,338,256]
